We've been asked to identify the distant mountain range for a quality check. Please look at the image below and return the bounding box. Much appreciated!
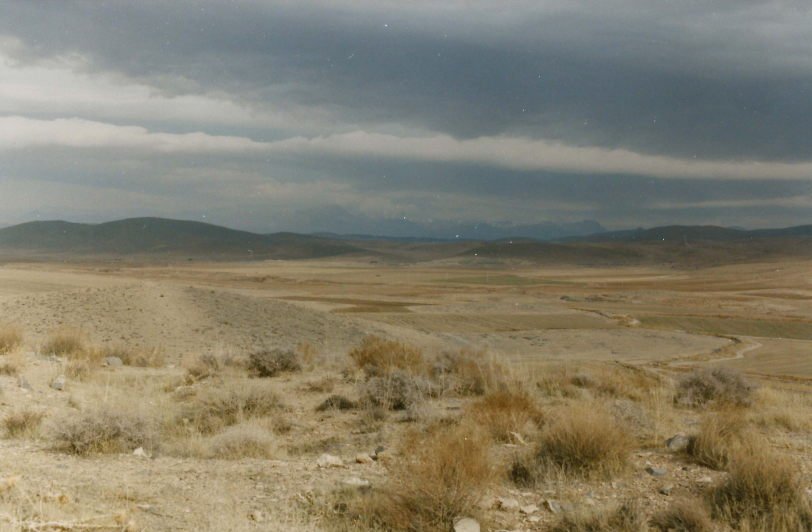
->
[316,220,605,241]
[0,217,809,265]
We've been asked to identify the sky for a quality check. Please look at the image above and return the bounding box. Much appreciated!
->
[1,0,811,234]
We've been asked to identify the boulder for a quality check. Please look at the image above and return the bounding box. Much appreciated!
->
[50,375,66,391]
[665,433,691,452]
[316,453,344,468]
[453,518,480,532]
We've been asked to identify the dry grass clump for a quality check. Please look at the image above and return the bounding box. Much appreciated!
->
[675,368,755,408]
[468,389,541,442]
[316,394,357,412]
[685,412,752,470]
[49,408,157,455]
[551,501,646,532]
[248,349,301,377]
[205,424,279,460]
[431,349,507,396]
[349,335,426,377]
[182,353,221,382]
[356,423,493,531]
[100,344,166,368]
[534,403,633,478]
[0,325,22,354]
[0,352,24,376]
[567,364,665,402]
[707,449,812,531]
[41,328,87,358]
[650,499,714,532]
[177,381,283,434]
[360,369,437,411]
[3,409,45,438]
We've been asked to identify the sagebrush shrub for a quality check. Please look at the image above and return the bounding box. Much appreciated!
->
[178,382,282,434]
[50,409,157,455]
[248,349,301,377]
[360,369,435,411]
[675,368,754,408]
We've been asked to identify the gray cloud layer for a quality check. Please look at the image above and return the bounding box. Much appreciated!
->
[0,0,811,232]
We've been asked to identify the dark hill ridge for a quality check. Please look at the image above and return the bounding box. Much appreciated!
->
[571,224,812,243]
[0,218,360,259]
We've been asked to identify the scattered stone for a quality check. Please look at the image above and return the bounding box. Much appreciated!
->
[133,447,149,458]
[659,484,675,496]
[355,453,374,465]
[698,476,713,484]
[528,515,541,523]
[520,504,538,515]
[341,476,371,489]
[544,499,563,514]
[17,376,31,391]
[50,375,66,391]
[454,517,480,532]
[316,453,344,468]
[666,433,690,452]
[104,356,124,367]
[496,497,520,511]
[509,431,528,445]
[249,510,265,522]
[646,466,667,477]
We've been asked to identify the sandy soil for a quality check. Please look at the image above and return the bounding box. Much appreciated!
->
[0,258,809,531]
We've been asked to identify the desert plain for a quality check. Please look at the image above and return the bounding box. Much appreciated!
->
[0,255,809,531]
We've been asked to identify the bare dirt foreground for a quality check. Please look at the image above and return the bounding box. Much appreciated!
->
[0,259,809,531]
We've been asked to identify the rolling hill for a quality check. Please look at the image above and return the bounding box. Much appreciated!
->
[0,218,361,259]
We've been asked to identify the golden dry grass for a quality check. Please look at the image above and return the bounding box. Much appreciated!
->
[3,409,45,439]
[650,499,714,532]
[535,403,633,478]
[349,335,426,376]
[41,327,87,358]
[468,389,541,442]
[432,348,509,396]
[550,501,646,532]
[0,325,22,354]
[685,411,752,470]
[355,423,493,531]
[707,447,812,531]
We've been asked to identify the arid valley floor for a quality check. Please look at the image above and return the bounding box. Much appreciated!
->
[0,257,810,531]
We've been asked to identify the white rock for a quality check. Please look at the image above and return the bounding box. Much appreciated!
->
[520,504,538,515]
[453,517,480,532]
[104,356,124,367]
[341,476,371,489]
[132,447,149,458]
[317,453,344,468]
[50,375,66,391]
[355,453,374,465]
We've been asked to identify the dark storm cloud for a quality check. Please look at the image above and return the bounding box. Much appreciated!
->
[1,1,811,231]
[3,0,812,158]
